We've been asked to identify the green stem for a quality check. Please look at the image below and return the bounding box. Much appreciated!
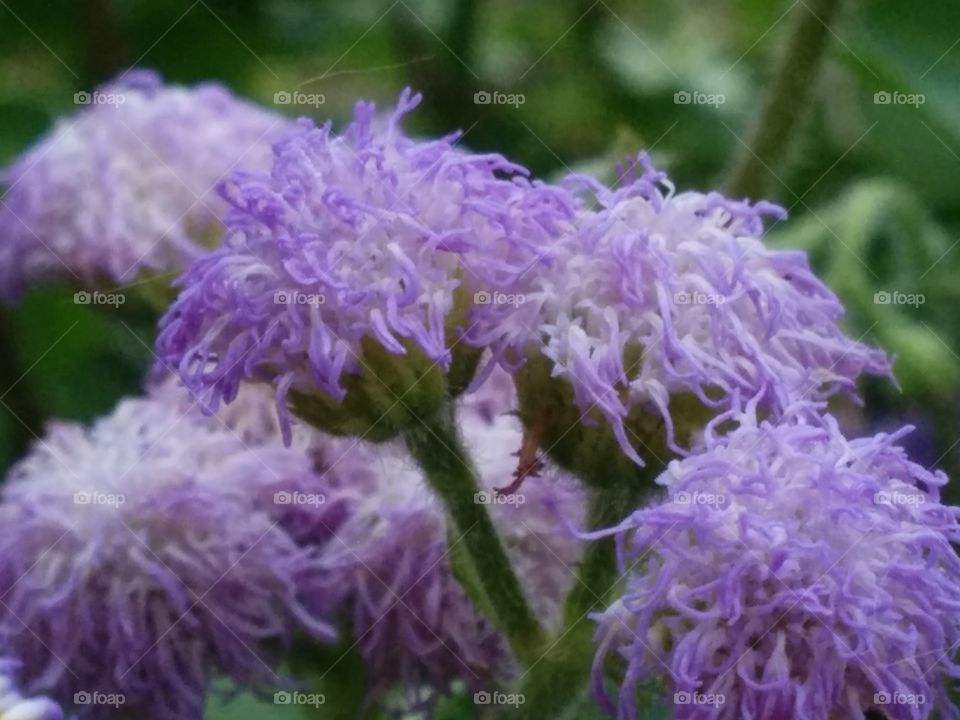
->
[507,479,649,720]
[0,308,46,460]
[723,0,845,199]
[402,403,547,665]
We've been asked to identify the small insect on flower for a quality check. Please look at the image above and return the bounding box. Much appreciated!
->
[310,365,584,704]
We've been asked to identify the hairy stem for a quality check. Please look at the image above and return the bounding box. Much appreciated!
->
[0,309,46,462]
[507,479,647,719]
[723,0,845,199]
[403,403,547,665]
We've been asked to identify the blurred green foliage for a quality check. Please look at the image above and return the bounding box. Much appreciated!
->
[1,0,959,716]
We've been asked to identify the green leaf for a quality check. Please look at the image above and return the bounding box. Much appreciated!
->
[7,284,152,421]
[769,178,960,397]
[844,0,960,209]
[205,690,302,720]
[287,635,369,719]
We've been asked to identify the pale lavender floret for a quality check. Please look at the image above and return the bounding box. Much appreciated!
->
[0,659,61,720]
[0,69,286,298]
[591,403,960,720]
[156,89,575,439]
[0,393,348,720]
[465,153,891,464]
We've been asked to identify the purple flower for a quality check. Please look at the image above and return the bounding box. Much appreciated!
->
[591,404,960,720]
[156,89,574,440]
[0,659,61,720]
[0,69,286,299]
[0,391,346,720]
[466,154,890,464]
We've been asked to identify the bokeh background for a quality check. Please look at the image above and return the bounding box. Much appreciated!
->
[0,1,958,716]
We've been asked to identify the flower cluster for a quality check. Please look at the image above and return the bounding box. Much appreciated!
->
[591,405,960,720]
[0,366,582,717]
[1,73,955,720]
[156,89,574,439]
[0,392,344,720]
[466,154,891,464]
[0,69,285,298]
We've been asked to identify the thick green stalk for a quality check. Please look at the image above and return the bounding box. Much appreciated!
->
[402,403,547,665]
[507,479,649,719]
[724,0,845,199]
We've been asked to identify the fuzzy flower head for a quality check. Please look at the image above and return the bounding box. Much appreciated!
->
[0,393,348,720]
[0,69,285,299]
[314,365,583,705]
[156,89,575,442]
[467,154,890,465]
[591,404,960,720]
